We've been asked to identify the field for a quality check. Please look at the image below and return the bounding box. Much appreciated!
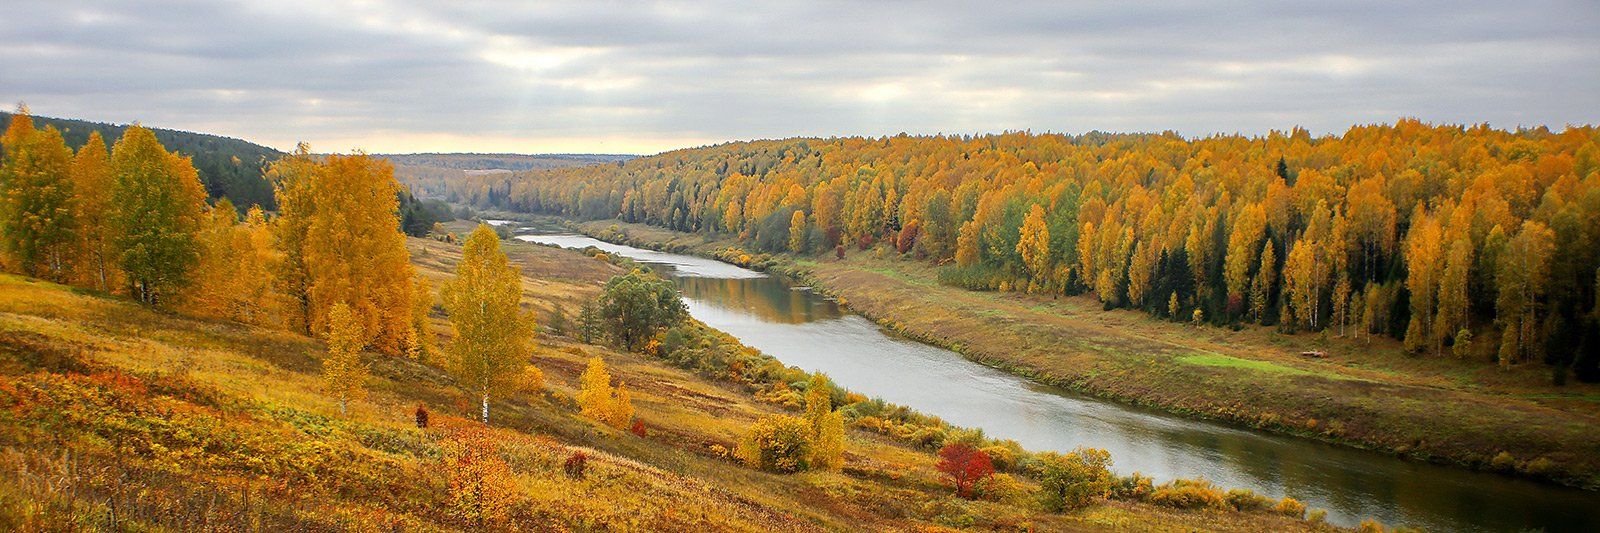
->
[0,220,1336,531]
[574,218,1600,490]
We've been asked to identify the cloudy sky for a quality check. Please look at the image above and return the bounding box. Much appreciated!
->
[2,1,1596,155]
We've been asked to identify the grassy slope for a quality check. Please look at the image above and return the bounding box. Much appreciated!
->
[574,218,1600,489]
[0,227,1330,531]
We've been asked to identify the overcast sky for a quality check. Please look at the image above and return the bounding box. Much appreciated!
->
[2,1,1596,155]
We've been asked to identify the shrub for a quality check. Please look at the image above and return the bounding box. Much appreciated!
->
[811,411,846,471]
[1109,472,1153,500]
[1490,451,1517,472]
[630,419,647,437]
[979,445,1017,472]
[972,473,1026,503]
[1307,508,1328,523]
[1525,456,1558,476]
[564,451,588,479]
[1225,488,1273,512]
[414,403,430,428]
[518,365,545,394]
[936,443,995,498]
[1037,447,1113,512]
[909,426,947,450]
[1148,478,1228,510]
[438,428,518,527]
[1358,518,1386,533]
[943,427,986,448]
[1272,496,1307,518]
[737,415,814,473]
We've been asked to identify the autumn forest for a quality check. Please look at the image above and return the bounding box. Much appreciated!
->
[437,123,1600,379]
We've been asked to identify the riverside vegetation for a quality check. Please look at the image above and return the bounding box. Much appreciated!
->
[0,109,1369,530]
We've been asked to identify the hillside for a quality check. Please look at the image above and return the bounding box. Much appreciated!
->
[0,111,282,210]
[377,153,634,171]
[385,153,635,200]
[0,221,1345,531]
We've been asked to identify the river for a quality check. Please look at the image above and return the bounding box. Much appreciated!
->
[518,231,1600,532]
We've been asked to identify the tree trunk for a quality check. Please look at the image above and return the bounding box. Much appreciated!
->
[481,393,490,425]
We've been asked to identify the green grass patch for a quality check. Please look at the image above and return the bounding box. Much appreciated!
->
[1519,393,1600,403]
[1176,353,1315,377]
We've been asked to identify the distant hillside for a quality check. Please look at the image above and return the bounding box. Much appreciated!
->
[0,112,283,210]
[377,152,634,171]
[383,152,635,199]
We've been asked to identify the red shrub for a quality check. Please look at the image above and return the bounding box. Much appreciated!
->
[564,451,588,479]
[896,220,921,254]
[936,442,995,498]
[630,419,647,437]
[415,403,431,428]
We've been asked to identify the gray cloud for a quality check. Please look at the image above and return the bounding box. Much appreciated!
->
[1,0,1595,154]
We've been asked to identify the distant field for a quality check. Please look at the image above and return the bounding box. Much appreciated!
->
[384,153,636,199]
[377,152,635,171]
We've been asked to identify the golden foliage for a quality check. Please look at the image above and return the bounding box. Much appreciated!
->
[737,414,813,473]
[322,302,370,415]
[0,108,75,281]
[186,201,279,325]
[69,131,117,291]
[437,426,519,528]
[444,122,1600,364]
[289,151,416,355]
[578,356,634,429]
[441,223,536,424]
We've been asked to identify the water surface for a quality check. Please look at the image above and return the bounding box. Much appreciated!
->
[520,232,1600,533]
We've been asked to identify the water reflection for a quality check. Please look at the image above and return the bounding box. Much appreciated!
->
[520,232,1600,533]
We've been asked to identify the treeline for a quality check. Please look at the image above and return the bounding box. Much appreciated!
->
[443,121,1600,380]
[0,108,428,354]
[0,110,282,210]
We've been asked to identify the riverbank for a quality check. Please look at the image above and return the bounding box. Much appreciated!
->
[562,217,1600,491]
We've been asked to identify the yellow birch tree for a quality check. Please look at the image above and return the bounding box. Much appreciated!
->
[441,223,536,425]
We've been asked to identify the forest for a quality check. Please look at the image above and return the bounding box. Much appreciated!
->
[429,122,1600,381]
[0,110,283,210]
